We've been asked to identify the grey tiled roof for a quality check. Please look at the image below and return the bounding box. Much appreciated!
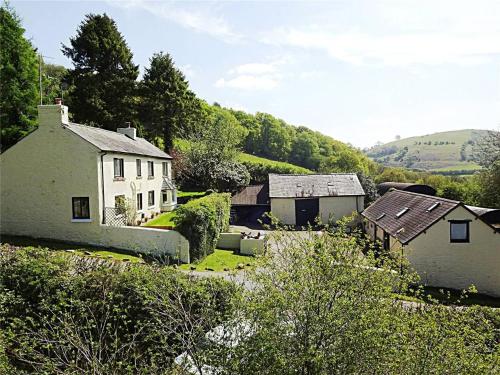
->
[268,174,365,198]
[65,123,172,159]
[362,190,460,244]
[232,184,270,206]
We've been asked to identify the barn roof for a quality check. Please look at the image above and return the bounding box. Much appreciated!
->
[231,185,270,206]
[377,182,436,196]
[362,190,460,244]
[268,174,365,198]
[65,122,172,159]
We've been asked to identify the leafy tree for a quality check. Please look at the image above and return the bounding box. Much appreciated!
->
[140,52,200,151]
[176,105,249,191]
[473,130,500,208]
[257,113,293,161]
[62,13,139,130]
[357,172,379,207]
[0,4,38,150]
[40,62,68,104]
[290,129,321,169]
[319,149,367,174]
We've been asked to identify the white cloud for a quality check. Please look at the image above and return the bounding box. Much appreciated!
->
[108,0,241,43]
[215,75,278,90]
[229,62,277,75]
[262,28,500,66]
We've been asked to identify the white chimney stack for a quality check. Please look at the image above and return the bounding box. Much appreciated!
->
[117,122,137,140]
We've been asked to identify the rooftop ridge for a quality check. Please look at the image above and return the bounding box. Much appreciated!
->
[386,189,460,204]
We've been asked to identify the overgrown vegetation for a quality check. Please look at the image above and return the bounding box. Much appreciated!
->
[179,249,256,272]
[238,153,312,184]
[0,244,238,373]
[174,193,231,261]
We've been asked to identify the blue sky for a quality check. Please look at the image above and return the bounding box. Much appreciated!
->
[12,0,500,147]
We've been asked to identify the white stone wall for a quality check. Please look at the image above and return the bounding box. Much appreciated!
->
[270,198,297,225]
[319,195,363,223]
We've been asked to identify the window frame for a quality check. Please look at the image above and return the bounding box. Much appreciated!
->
[162,162,169,177]
[148,190,155,207]
[137,193,143,211]
[148,161,154,178]
[136,159,142,177]
[449,220,470,243]
[72,197,90,220]
[113,158,124,178]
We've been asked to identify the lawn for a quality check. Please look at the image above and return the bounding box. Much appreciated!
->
[1,235,144,263]
[177,190,206,198]
[144,211,177,227]
[179,249,256,272]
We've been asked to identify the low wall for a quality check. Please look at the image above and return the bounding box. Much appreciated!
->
[240,238,265,255]
[217,233,241,250]
[98,226,190,263]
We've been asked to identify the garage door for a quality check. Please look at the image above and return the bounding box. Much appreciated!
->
[295,198,319,226]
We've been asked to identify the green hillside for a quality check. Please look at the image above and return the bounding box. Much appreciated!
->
[365,129,490,173]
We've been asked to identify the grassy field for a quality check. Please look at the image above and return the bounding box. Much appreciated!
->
[238,153,312,173]
[179,249,256,272]
[1,235,144,263]
[365,129,489,171]
[177,190,206,198]
[143,211,177,227]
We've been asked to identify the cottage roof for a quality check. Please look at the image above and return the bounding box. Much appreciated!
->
[268,173,365,198]
[362,190,461,244]
[231,184,270,206]
[65,123,172,159]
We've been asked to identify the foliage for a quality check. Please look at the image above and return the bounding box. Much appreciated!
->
[41,62,68,105]
[115,196,137,226]
[0,245,237,373]
[140,52,201,151]
[238,153,312,184]
[62,13,139,131]
[174,193,231,261]
[473,130,500,208]
[0,4,39,150]
[199,226,499,374]
[357,172,379,207]
[175,106,250,191]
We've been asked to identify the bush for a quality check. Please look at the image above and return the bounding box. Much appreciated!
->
[174,193,231,261]
[0,245,237,373]
[239,153,312,184]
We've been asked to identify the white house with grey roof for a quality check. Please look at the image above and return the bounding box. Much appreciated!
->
[268,174,365,226]
[0,103,189,262]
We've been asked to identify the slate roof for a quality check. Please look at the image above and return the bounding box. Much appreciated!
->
[362,190,460,244]
[231,184,270,206]
[65,122,172,159]
[268,174,365,198]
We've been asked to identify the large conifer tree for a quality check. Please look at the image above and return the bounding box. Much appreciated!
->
[63,14,138,131]
[0,4,38,150]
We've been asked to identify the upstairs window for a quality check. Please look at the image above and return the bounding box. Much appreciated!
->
[72,197,90,219]
[148,190,155,206]
[148,161,154,178]
[136,159,142,177]
[162,162,169,177]
[114,158,124,178]
[450,221,470,243]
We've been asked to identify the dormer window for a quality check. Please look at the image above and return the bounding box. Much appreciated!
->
[396,207,409,218]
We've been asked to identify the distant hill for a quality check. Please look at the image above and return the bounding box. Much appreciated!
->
[364,129,490,173]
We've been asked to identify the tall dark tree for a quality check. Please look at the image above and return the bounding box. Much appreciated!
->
[62,14,138,130]
[0,4,38,150]
[140,52,198,151]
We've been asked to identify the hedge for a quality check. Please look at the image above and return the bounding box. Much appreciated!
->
[238,153,312,184]
[173,193,231,261]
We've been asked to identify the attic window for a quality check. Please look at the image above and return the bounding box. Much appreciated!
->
[427,202,441,212]
[376,213,386,220]
[396,207,409,218]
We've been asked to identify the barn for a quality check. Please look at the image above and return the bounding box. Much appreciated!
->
[268,174,365,226]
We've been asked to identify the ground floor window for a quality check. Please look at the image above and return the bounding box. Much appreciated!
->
[72,197,90,219]
[162,191,168,204]
[137,193,143,211]
[450,220,470,243]
[148,190,155,206]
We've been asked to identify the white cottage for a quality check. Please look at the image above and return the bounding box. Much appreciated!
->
[0,102,189,262]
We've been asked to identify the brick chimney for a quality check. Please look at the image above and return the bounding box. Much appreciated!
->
[117,122,137,140]
[37,98,69,128]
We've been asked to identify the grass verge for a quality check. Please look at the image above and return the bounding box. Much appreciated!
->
[179,249,256,272]
[144,211,177,227]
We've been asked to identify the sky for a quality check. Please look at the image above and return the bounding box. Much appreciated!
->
[11,0,500,148]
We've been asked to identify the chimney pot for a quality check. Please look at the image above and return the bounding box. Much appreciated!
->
[54,98,62,105]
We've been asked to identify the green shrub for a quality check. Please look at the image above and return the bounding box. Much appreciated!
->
[174,193,231,261]
[239,153,312,184]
